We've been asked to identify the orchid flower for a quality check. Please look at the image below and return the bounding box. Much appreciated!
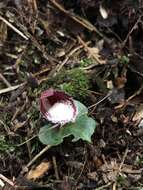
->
[40,89,78,124]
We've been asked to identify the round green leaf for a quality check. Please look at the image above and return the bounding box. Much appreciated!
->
[74,100,88,118]
[38,115,96,146]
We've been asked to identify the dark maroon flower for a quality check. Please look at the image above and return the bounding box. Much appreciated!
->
[40,89,78,124]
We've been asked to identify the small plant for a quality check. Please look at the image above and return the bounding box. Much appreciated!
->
[38,89,96,146]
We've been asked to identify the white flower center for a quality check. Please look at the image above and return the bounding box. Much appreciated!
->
[46,101,75,124]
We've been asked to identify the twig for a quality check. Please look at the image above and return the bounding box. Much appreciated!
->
[88,91,112,109]
[0,15,28,40]
[55,41,91,74]
[77,36,106,65]
[26,145,51,168]
[112,182,116,190]
[0,174,15,187]
[56,45,83,73]
[17,135,37,147]
[27,32,56,63]
[128,64,143,78]
[127,85,143,102]
[52,156,60,180]
[122,16,141,47]
[12,14,56,64]
[48,41,91,77]
[33,67,50,77]
[0,179,5,188]
[11,108,20,122]
[0,83,25,95]
[49,0,104,38]
[75,147,87,183]
[0,120,12,135]
[0,73,11,87]
[94,182,112,190]
[118,148,129,172]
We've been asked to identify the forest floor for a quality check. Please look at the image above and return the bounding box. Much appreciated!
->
[0,0,143,189]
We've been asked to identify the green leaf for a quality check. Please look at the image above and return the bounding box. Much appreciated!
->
[65,116,96,143]
[38,99,96,146]
[38,115,96,146]
[74,100,88,118]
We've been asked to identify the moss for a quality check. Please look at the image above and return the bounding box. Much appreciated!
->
[0,135,15,152]
[119,55,129,65]
[59,68,90,99]
[80,58,93,67]
[30,68,90,100]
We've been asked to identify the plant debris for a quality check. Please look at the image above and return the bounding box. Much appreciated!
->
[0,0,143,189]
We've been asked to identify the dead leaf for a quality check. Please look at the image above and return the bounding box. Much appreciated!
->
[93,157,103,168]
[56,49,66,57]
[88,47,106,65]
[114,77,127,89]
[77,36,106,66]
[12,119,29,131]
[26,161,51,180]
[107,80,114,89]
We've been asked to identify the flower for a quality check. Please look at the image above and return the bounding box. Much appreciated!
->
[40,89,78,124]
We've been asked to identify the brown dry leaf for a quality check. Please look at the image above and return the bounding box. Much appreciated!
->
[88,47,106,65]
[26,161,51,180]
[93,157,103,168]
[12,119,28,132]
[114,77,127,89]
[56,49,66,57]
[78,36,106,66]
[107,80,114,89]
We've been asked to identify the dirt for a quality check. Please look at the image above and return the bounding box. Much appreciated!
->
[0,0,143,189]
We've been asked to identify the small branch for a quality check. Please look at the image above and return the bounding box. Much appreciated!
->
[0,73,11,87]
[52,156,60,180]
[118,148,129,172]
[94,182,112,190]
[88,91,112,109]
[17,135,37,147]
[0,174,15,187]
[0,15,29,40]
[0,83,25,95]
[122,16,141,47]
[26,145,51,168]
[0,120,12,135]
[49,0,104,38]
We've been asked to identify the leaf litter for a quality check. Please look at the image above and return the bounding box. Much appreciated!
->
[0,0,143,189]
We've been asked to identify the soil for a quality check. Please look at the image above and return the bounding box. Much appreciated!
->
[0,0,143,189]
